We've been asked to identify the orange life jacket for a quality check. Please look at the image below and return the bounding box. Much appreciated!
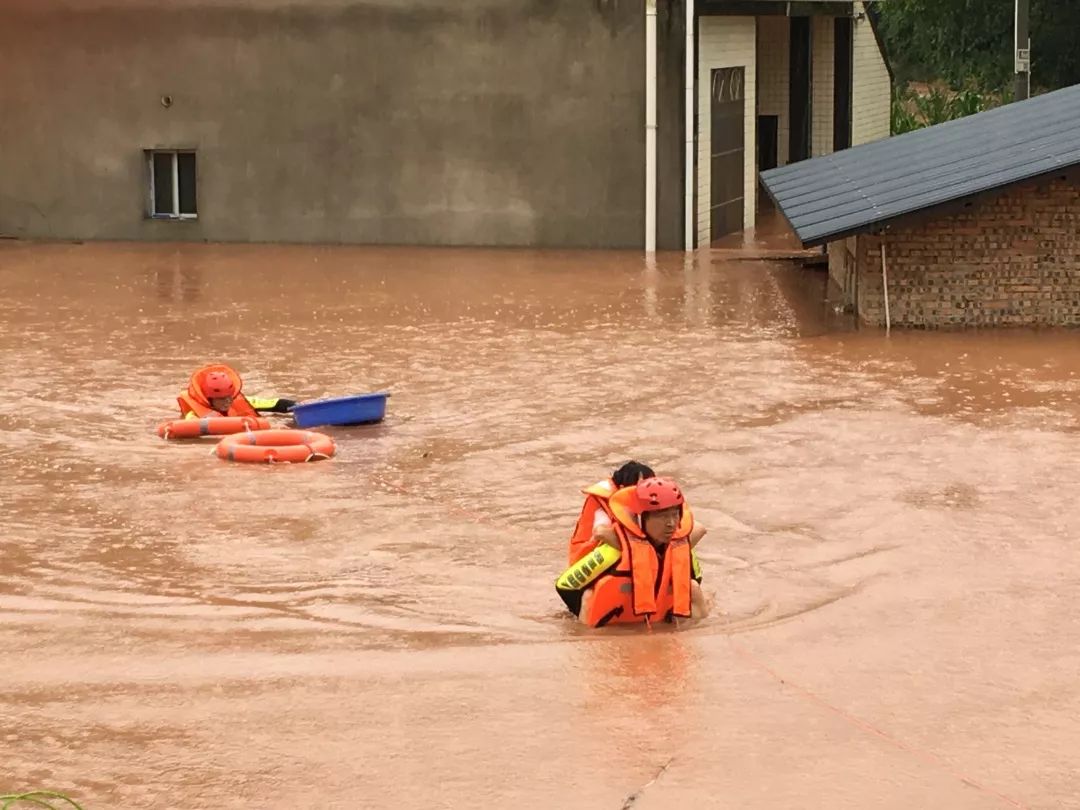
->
[176,364,258,419]
[567,479,619,565]
[580,485,695,627]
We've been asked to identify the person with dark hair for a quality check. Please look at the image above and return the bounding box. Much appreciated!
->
[566,460,655,565]
[611,460,655,488]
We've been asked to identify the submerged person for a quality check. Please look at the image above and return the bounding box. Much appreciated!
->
[568,460,704,579]
[556,476,709,627]
[567,460,655,565]
[176,364,296,419]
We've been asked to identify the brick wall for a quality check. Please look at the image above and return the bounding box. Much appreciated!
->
[697,16,757,246]
[851,2,890,146]
[849,178,1080,328]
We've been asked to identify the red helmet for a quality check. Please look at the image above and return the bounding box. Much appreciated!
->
[636,477,684,512]
[202,371,237,399]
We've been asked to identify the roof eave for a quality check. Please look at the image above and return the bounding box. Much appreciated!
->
[787,162,1080,248]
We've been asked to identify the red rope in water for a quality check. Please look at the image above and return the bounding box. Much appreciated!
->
[727,639,1030,809]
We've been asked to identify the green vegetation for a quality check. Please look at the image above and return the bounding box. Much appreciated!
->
[876,0,1080,133]
[0,792,84,810]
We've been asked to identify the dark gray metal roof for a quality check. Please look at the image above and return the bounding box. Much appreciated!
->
[760,83,1080,247]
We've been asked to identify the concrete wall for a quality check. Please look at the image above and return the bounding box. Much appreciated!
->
[0,0,684,249]
[756,16,789,168]
[843,177,1080,328]
[696,15,756,247]
[851,1,891,146]
[827,236,859,310]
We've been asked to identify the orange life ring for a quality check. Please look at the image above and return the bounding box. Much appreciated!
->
[215,429,336,464]
[157,415,271,440]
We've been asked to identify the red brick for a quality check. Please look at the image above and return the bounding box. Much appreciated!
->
[828,179,1080,328]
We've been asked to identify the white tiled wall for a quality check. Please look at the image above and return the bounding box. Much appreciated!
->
[756,16,789,167]
[852,1,891,145]
[697,15,757,247]
[811,15,835,157]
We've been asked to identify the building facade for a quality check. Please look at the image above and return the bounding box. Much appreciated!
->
[696,2,891,247]
[762,83,1080,329]
[0,0,891,250]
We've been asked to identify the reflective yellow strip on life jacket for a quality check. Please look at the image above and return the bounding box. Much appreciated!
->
[692,550,703,580]
[555,543,621,591]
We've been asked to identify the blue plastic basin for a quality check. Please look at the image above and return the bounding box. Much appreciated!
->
[291,392,389,428]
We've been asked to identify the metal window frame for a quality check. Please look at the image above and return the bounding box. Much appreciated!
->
[146,149,198,220]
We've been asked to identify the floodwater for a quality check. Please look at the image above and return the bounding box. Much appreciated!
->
[1,241,1079,809]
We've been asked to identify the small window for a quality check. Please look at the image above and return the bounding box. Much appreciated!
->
[147,150,197,219]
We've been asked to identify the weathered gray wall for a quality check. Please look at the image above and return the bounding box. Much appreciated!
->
[0,0,684,249]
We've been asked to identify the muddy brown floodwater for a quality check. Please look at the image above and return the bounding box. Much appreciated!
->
[1,241,1079,809]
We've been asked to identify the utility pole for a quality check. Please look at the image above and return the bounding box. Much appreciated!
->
[1014,0,1030,100]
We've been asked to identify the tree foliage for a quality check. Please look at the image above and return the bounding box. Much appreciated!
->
[876,0,1080,93]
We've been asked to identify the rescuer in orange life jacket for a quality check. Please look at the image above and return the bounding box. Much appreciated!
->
[556,476,709,628]
[176,364,296,420]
